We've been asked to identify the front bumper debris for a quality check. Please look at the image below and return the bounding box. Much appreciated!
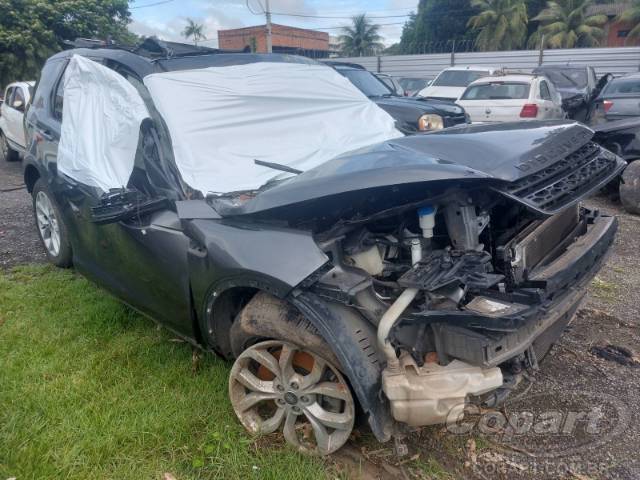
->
[382,212,617,427]
[382,357,502,427]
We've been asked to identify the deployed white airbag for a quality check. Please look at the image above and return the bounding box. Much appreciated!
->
[144,62,402,194]
[58,55,149,192]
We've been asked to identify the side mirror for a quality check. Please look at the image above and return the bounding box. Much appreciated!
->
[12,99,24,111]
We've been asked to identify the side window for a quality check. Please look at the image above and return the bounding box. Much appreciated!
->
[52,69,66,120]
[540,81,551,100]
[4,87,14,106]
[13,87,25,109]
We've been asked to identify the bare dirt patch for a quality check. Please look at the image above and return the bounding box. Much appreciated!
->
[0,159,46,269]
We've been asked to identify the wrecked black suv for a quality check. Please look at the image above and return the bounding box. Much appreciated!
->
[24,41,624,456]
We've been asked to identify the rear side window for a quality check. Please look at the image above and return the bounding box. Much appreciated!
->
[433,70,489,87]
[540,81,552,100]
[602,78,640,96]
[52,70,65,120]
[4,87,14,104]
[461,82,530,100]
[13,87,25,106]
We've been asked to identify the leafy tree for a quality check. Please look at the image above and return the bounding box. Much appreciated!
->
[617,0,640,42]
[0,0,133,88]
[182,18,206,46]
[399,0,477,54]
[528,0,607,48]
[339,14,384,56]
[468,0,528,51]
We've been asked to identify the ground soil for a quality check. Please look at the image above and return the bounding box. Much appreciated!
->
[1,158,639,479]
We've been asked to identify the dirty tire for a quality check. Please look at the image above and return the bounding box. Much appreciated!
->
[229,339,355,455]
[229,291,339,366]
[620,160,640,215]
[0,131,19,162]
[32,179,72,267]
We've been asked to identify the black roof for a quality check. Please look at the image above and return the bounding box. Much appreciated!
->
[51,37,321,79]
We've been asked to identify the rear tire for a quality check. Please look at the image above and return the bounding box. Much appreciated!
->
[32,179,72,267]
[0,131,19,162]
[620,160,640,215]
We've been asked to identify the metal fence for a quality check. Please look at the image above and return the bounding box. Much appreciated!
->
[330,46,640,79]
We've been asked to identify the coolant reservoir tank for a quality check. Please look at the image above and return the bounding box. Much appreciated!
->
[418,206,437,239]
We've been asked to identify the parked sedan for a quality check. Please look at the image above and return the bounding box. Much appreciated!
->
[0,81,34,161]
[589,73,640,125]
[457,74,564,123]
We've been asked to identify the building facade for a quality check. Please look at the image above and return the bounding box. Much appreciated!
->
[218,24,330,57]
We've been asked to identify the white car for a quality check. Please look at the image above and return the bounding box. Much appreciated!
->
[457,74,565,123]
[418,66,503,102]
[0,81,34,161]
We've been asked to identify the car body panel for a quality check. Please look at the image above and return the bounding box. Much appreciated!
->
[212,121,598,219]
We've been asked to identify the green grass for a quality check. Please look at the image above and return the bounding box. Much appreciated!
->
[0,265,328,480]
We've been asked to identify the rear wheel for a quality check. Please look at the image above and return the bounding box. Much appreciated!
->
[0,131,19,162]
[620,160,640,215]
[32,179,72,267]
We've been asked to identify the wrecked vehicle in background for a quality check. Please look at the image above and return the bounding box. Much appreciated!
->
[23,40,624,456]
[532,64,611,122]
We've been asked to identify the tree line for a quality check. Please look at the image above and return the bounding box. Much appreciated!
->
[340,0,640,57]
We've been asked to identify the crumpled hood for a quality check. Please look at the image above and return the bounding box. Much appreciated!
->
[213,120,595,217]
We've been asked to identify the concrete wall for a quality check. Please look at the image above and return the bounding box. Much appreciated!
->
[330,46,640,79]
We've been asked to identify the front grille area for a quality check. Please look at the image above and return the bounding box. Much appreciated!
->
[444,114,467,127]
[499,142,623,214]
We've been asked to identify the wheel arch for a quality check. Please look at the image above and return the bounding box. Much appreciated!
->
[24,163,40,193]
[204,277,393,443]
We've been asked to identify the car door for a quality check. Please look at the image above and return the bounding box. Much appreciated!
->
[36,56,194,336]
[1,87,15,138]
[3,87,21,145]
[9,86,28,148]
[545,80,565,118]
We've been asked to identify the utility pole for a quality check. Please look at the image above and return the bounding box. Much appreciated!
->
[265,0,273,53]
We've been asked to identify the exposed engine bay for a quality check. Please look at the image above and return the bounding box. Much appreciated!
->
[309,185,616,428]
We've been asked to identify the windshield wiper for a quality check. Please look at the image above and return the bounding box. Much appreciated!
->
[254,159,303,175]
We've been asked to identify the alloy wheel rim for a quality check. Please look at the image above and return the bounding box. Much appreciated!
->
[229,340,355,455]
[35,191,61,257]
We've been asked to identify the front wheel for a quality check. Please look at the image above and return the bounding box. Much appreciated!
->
[620,160,640,215]
[32,179,72,267]
[229,339,355,456]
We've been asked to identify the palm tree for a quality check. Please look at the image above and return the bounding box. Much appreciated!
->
[182,18,206,46]
[339,14,384,57]
[616,1,640,43]
[528,0,607,48]
[468,0,528,51]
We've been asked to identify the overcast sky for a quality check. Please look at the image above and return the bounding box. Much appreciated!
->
[129,0,417,47]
